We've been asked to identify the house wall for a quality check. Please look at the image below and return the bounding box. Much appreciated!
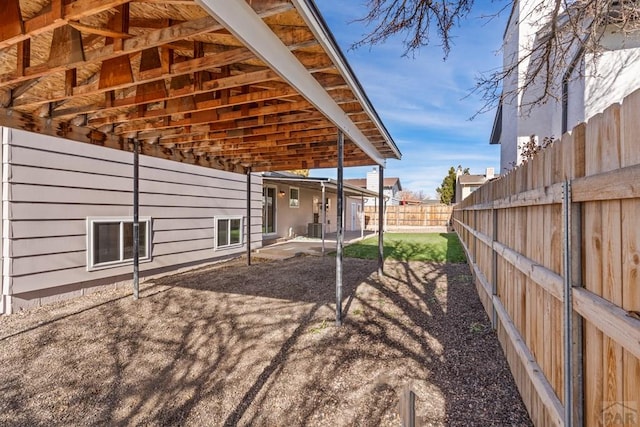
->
[585,47,640,120]
[499,3,520,173]
[266,183,363,239]
[1,128,262,314]
[498,1,640,172]
[366,168,379,192]
[385,186,399,206]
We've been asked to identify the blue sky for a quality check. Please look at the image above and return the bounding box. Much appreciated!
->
[309,0,508,198]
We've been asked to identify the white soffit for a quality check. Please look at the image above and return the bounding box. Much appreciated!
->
[196,0,386,166]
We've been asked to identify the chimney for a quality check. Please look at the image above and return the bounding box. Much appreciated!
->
[485,167,495,180]
[366,168,379,192]
[456,166,463,177]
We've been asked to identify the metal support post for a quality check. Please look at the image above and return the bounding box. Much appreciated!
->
[360,194,364,239]
[378,165,384,277]
[321,183,326,256]
[563,179,584,426]
[335,131,344,326]
[562,180,583,427]
[246,168,252,266]
[374,196,377,232]
[491,208,498,329]
[473,210,478,263]
[132,138,140,300]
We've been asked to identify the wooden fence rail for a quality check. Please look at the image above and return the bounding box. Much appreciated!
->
[453,89,640,427]
[363,204,452,230]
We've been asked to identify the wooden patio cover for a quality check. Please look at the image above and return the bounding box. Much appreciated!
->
[0,0,401,173]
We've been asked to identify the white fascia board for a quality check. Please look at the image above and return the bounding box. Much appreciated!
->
[290,0,401,160]
[195,0,386,166]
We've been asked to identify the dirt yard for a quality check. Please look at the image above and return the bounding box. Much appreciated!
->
[0,257,531,426]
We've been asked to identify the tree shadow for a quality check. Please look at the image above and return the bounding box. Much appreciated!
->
[368,261,531,425]
[440,232,467,264]
[0,257,530,426]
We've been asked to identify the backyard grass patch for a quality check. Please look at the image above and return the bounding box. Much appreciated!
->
[342,233,466,263]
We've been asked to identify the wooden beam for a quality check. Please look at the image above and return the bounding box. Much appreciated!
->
[175,133,343,152]
[68,21,133,39]
[16,40,30,77]
[0,108,246,174]
[135,110,324,140]
[65,69,77,97]
[110,98,360,136]
[163,120,334,144]
[21,46,256,111]
[199,0,385,165]
[0,0,131,50]
[572,163,640,202]
[107,3,129,51]
[0,2,293,87]
[573,287,640,359]
[88,86,300,127]
[135,48,167,104]
[49,25,85,68]
[99,56,134,90]
[0,0,24,43]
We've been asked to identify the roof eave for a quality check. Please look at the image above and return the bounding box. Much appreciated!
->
[490,100,503,145]
[291,0,402,161]
[196,0,390,166]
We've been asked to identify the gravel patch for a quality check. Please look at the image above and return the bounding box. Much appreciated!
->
[0,257,531,426]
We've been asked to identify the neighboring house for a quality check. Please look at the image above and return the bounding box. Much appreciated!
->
[491,0,640,172]
[346,168,402,206]
[455,167,496,203]
[1,128,262,314]
[421,198,443,205]
[262,172,376,240]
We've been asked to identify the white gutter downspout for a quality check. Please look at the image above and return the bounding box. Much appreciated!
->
[195,0,386,166]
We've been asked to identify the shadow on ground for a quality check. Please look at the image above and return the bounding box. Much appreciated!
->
[0,256,530,426]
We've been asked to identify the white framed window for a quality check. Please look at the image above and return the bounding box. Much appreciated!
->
[289,187,300,208]
[215,216,243,249]
[87,217,152,271]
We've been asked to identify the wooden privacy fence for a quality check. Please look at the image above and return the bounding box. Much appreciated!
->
[364,204,452,230]
[453,90,640,427]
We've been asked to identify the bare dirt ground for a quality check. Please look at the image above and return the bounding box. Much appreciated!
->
[0,257,532,426]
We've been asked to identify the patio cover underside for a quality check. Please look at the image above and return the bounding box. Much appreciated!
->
[262,176,379,199]
[0,0,400,173]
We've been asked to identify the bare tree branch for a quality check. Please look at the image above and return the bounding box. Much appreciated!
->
[353,0,475,57]
[355,0,640,112]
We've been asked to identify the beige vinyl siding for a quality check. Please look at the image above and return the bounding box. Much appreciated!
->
[1,128,5,314]
[3,128,262,299]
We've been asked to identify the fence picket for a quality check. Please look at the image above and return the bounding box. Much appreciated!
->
[620,88,640,421]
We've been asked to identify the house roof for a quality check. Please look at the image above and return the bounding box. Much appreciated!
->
[0,0,401,174]
[458,174,487,185]
[490,101,502,145]
[343,178,366,187]
[344,177,401,189]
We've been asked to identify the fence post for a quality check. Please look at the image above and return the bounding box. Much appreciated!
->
[563,179,584,426]
[473,209,478,264]
[491,206,498,329]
